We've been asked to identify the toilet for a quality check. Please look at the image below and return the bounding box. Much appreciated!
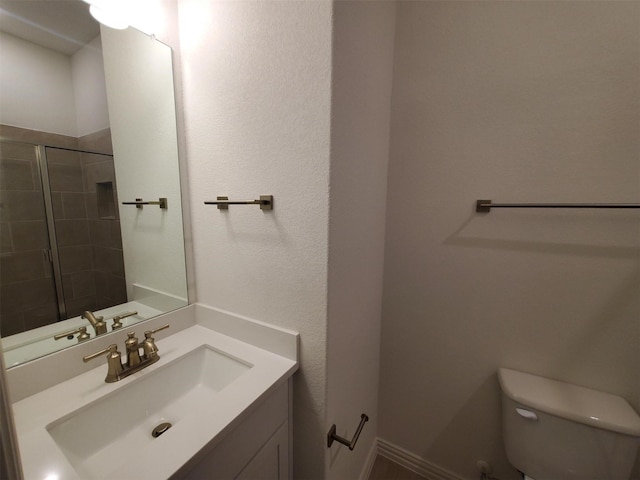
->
[498,368,640,480]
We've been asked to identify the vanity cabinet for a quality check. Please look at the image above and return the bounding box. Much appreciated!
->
[176,380,291,480]
[11,316,299,480]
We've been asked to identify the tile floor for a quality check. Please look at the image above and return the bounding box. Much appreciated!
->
[368,455,427,480]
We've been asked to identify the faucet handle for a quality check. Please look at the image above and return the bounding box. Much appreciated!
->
[83,344,119,363]
[83,344,124,383]
[111,311,138,330]
[54,326,91,343]
[144,324,170,336]
[142,324,170,359]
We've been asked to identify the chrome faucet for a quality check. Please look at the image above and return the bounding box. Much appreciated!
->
[83,324,170,383]
[82,310,107,335]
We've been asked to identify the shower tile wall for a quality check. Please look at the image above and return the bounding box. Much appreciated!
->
[47,147,127,318]
[0,141,57,336]
[82,152,126,310]
[0,125,78,150]
[78,127,122,315]
[0,125,127,335]
[78,129,114,155]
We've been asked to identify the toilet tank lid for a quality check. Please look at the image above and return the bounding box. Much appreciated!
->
[498,368,640,437]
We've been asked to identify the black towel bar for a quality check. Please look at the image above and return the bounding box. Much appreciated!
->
[476,199,640,213]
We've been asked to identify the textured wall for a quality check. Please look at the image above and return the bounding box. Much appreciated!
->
[379,2,640,479]
[178,1,333,477]
[326,2,396,479]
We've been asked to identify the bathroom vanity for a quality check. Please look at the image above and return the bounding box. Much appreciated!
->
[9,305,299,479]
[176,381,290,479]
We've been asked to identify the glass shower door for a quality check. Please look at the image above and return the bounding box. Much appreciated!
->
[0,140,60,336]
[1,140,127,338]
[43,146,126,320]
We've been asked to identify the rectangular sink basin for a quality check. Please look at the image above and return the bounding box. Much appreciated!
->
[46,345,252,479]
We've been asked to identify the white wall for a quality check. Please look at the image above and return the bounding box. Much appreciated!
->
[379,2,640,479]
[178,2,397,478]
[0,32,77,136]
[326,2,395,479]
[0,32,109,138]
[178,1,333,477]
[101,25,188,303]
[71,35,110,137]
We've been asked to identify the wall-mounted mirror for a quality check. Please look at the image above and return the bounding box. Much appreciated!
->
[0,0,188,367]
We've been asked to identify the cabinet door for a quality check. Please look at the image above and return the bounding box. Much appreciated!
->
[175,382,289,480]
[235,422,288,480]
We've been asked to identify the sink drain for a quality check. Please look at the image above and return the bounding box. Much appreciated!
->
[152,422,172,438]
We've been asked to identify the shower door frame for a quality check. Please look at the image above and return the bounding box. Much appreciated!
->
[34,145,67,320]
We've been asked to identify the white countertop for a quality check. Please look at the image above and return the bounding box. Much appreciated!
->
[12,324,298,480]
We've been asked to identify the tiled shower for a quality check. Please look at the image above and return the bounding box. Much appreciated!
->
[0,127,127,336]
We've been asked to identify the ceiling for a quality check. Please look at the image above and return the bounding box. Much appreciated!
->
[0,0,99,55]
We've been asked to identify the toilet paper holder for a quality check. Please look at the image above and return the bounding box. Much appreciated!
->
[327,413,369,450]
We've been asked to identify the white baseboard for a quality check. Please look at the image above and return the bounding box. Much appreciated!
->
[376,438,466,480]
[359,438,379,480]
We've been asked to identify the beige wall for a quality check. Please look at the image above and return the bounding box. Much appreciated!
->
[327,2,396,478]
[379,2,640,479]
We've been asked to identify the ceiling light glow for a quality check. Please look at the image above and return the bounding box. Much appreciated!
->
[88,4,129,30]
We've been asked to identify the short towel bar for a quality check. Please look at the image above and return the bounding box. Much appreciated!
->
[122,198,168,209]
[204,195,273,211]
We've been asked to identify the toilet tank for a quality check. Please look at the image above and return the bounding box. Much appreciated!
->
[498,368,640,480]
